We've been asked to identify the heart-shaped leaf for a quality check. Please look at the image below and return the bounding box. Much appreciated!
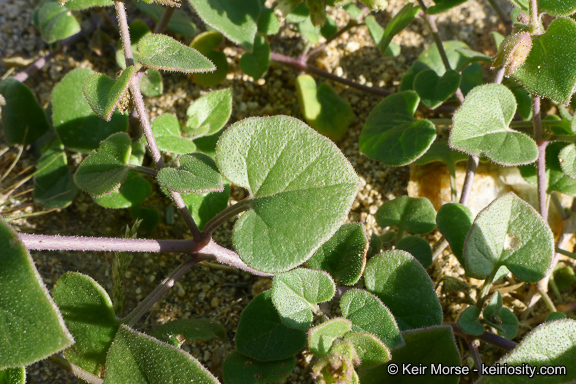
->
[149,319,226,347]
[103,325,219,384]
[343,333,390,369]
[150,114,196,154]
[185,88,232,139]
[188,0,261,51]
[74,132,132,197]
[181,183,230,231]
[308,318,352,356]
[375,196,437,235]
[495,307,518,339]
[52,272,120,376]
[306,223,367,286]
[135,2,196,36]
[83,67,135,121]
[0,78,50,145]
[538,0,576,15]
[414,69,461,109]
[236,291,306,361]
[0,218,73,370]
[223,352,295,384]
[93,172,151,209]
[239,35,270,80]
[271,268,336,329]
[450,84,538,165]
[513,18,576,104]
[396,236,433,268]
[33,0,80,43]
[360,91,436,166]
[364,250,443,330]
[436,202,474,266]
[190,31,230,87]
[137,34,215,73]
[457,306,484,336]
[464,192,554,282]
[215,116,359,273]
[33,142,78,209]
[340,289,404,350]
[157,153,223,193]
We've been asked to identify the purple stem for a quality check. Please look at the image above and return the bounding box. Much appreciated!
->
[450,323,517,351]
[303,20,359,62]
[195,239,273,277]
[533,95,548,221]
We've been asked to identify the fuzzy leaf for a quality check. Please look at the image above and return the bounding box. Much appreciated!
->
[457,306,484,336]
[308,318,352,356]
[271,268,336,330]
[82,67,135,121]
[239,35,270,80]
[223,352,295,384]
[520,142,576,195]
[306,223,367,286]
[378,4,419,53]
[375,196,437,234]
[137,34,215,73]
[0,218,73,370]
[149,319,226,347]
[360,91,436,166]
[340,289,404,350]
[236,291,306,361]
[62,0,113,9]
[52,272,120,375]
[74,132,132,197]
[33,143,78,209]
[33,0,80,43]
[103,325,219,384]
[0,367,25,384]
[215,116,359,273]
[257,7,280,35]
[135,2,196,36]
[414,69,461,109]
[157,153,223,193]
[140,68,163,97]
[436,202,474,266]
[343,333,390,368]
[450,84,537,165]
[412,140,470,171]
[538,0,576,15]
[464,193,554,282]
[497,307,518,339]
[188,0,261,50]
[93,172,151,209]
[396,236,433,268]
[190,31,230,87]
[364,250,443,330]
[151,114,196,154]
[560,143,576,180]
[181,184,230,230]
[185,88,232,139]
[0,79,50,145]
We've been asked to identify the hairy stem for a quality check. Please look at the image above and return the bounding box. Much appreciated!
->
[195,239,273,277]
[533,96,548,221]
[126,164,158,176]
[48,355,104,384]
[202,199,252,237]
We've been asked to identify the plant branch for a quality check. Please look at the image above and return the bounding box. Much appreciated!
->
[303,20,359,62]
[533,95,548,221]
[195,239,273,277]
[48,355,104,384]
[126,164,158,176]
[154,6,176,34]
[459,155,479,206]
[450,323,517,351]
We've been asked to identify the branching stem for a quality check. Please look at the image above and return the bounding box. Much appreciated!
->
[450,323,517,351]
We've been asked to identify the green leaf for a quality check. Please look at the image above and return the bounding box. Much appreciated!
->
[271,268,336,330]
[140,68,163,97]
[188,0,261,50]
[115,20,150,70]
[62,0,113,10]
[320,15,337,39]
[427,0,468,14]
[130,206,159,232]
[135,2,196,36]
[457,306,484,335]
[436,202,474,266]
[546,312,567,321]
[538,0,576,17]
[150,114,196,154]
[149,319,226,347]
[181,183,230,231]
[464,192,554,282]
[414,69,461,109]
[343,333,390,368]
[52,272,120,375]
[306,223,367,286]
[308,318,352,356]
[33,0,80,43]
[223,352,295,384]
[52,68,128,152]
[239,35,270,80]
[286,4,320,44]
[296,74,355,142]
[360,91,436,166]
[358,326,461,384]
[215,116,359,273]
[412,140,469,169]
[236,291,307,361]
[396,236,433,268]
[0,217,73,370]
[364,250,443,330]
[185,88,232,139]
[0,367,25,384]
[157,153,223,193]
[74,132,132,197]
[379,4,420,53]
[340,289,404,350]
[496,307,518,339]
[450,84,538,166]
[33,143,78,209]
[82,67,135,121]
[0,78,50,145]
[483,291,503,320]
[553,264,576,291]
[137,34,215,73]
[375,196,437,235]
[559,143,576,181]
[190,31,230,87]
[103,325,219,384]
[93,172,151,209]
[476,319,576,383]
[257,7,280,35]
[513,18,576,104]
[511,87,532,120]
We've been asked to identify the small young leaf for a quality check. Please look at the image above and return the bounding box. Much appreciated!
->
[364,250,443,330]
[236,291,307,361]
[82,67,135,121]
[496,307,518,339]
[450,84,538,166]
[375,196,437,235]
[436,202,474,266]
[464,193,554,283]
[343,333,390,368]
[396,236,433,268]
[140,68,163,97]
[340,289,404,350]
[286,4,320,44]
[296,74,355,142]
[157,153,223,193]
[306,223,367,286]
[457,306,484,336]
[52,272,120,375]
[483,291,503,320]
[34,143,78,209]
[239,35,270,80]
[135,2,196,36]
[93,172,151,209]
[104,325,219,384]
[33,0,80,43]
[74,132,132,197]
[0,79,50,145]
[538,0,576,15]
[413,69,461,109]
[138,34,215,73]
[257,7,280,35]
[188,0,261,51]
[360,91,436,166]
[223,352,295,384]
[0,367,25,384]
[308,318,353,356]
[150,114,196,154]
[185,88,233,139]
[190,31,230,87]
[0,218,73,370]
[149,319,226,347]
[215,116,360,273]
[546,312,567,321]
[412,140,469,170]
[181,183,230,231]
[378,4,420,53]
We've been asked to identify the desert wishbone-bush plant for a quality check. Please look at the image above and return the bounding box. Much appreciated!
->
[2,0,576,383]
